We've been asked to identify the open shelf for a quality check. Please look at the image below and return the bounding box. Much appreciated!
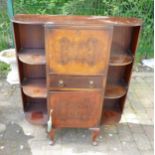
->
[22,78,47,98]
[101,98,123,125]
[25,101,48,125]
[110,53,133,66]
[18,49,45,65]
[105,84,126,99]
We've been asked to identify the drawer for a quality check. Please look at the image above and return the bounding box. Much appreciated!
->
[48,74,104,90]
[48,90,103,128]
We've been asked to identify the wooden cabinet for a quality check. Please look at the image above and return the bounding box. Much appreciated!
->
[12,14,142,145]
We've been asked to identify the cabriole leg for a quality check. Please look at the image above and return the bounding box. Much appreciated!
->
[49,128,56,145]
[89,128,100,146]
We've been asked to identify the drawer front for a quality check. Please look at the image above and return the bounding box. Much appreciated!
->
[48,91,103,128]
[48,74,104,90]
[45,26,113,75]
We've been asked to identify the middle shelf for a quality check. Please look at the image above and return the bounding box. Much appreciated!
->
[21,77,126,99]
[110,52,133,66]
[22,78,47,98]
[105,84,126,99]
[18,48,45,65]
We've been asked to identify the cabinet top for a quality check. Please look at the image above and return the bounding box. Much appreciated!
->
[12,14,142,27]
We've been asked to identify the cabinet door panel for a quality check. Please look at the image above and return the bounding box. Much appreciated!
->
[45,26,112,75]
[48,91,103,128]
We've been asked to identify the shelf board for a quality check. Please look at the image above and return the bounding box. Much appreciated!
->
[18,49,45,65]
[101,110,121,125]
[110,53,133,66]
[105,84,126,99]
[25,102,48,125]
[22,78,47,98]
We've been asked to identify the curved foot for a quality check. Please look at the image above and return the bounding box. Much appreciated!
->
[49,128,56,145]
[49,140,54,145]
[89,127,100,146]
[92,141,98,146]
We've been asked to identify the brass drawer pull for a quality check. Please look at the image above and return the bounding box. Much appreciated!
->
[89,80,94,88]
[58,80,64,87]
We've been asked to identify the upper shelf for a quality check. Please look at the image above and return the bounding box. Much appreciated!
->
[110,53,133,66]
[105,84,126,99]
[22,78,47,98]
[18,49,45,65]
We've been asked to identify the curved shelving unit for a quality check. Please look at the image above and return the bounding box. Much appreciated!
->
[18,49,45,65]
[22,78,47,98]
[105,84,126,99]
[110,53,133,66]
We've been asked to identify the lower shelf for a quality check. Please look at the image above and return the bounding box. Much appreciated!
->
[25,102,48,125]
[101,110,121,125]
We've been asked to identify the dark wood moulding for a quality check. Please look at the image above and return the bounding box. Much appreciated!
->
[11,14,142,26]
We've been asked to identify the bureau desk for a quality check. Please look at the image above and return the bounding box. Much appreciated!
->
[12,15,142,145]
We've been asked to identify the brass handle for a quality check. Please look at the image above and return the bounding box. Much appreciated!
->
[89,80,94,88]
[58,80,64,87]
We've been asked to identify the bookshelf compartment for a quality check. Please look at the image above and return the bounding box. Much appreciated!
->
[106,65,133,87]
[22,64,46,79]
[101,110,121,125]
[14,24,44,49]
[101,98,123,125]
[18,48,45,65]
[25,98,47,125]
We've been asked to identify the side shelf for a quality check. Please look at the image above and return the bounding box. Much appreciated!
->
[110,52,133,66]
[18,48,45,65]
[105,84,126,99]
[22,78,47,98]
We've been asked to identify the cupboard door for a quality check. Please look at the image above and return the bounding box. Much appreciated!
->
[48,91,103,128]
[45,25,113,75]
